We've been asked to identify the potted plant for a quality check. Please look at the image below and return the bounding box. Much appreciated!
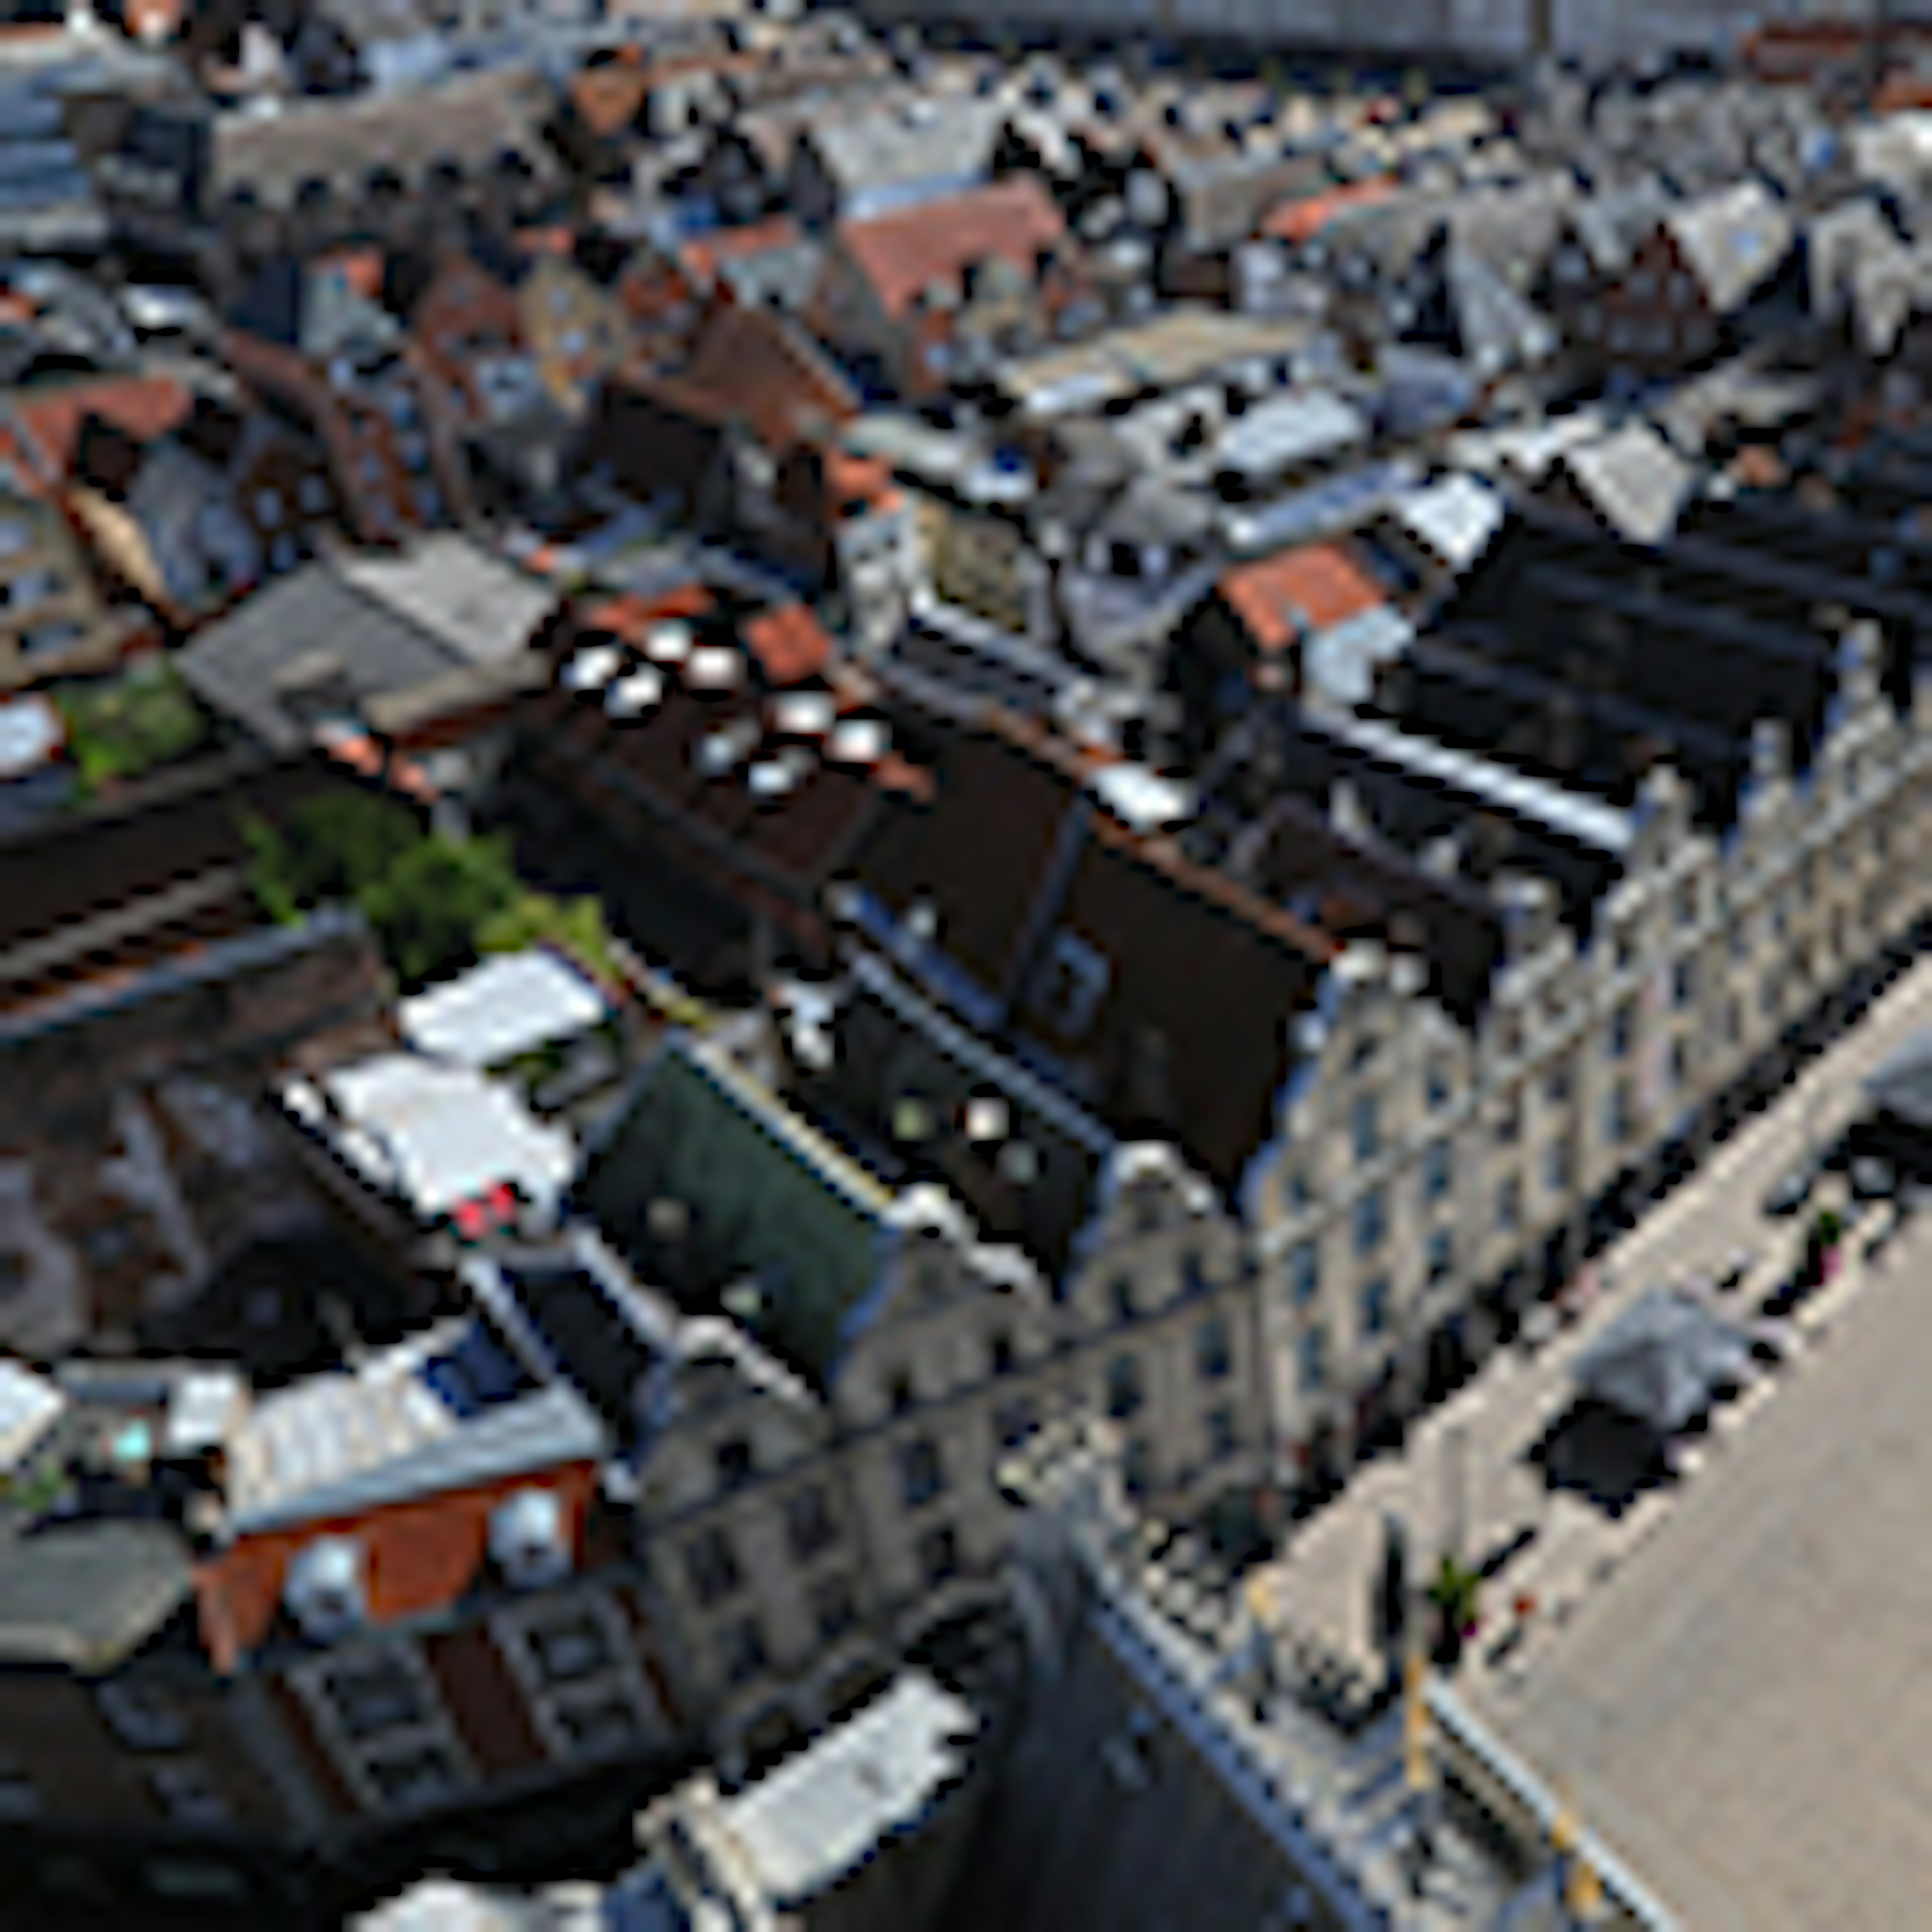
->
[1808,1205,1846,1285]
[1427,1554,1483,1670]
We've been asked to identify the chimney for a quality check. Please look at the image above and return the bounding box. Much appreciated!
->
[1329,779,1372,842]
[1836,618,1884,715]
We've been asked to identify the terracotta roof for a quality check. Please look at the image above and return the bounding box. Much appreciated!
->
[6,374,194,485]
[194,1461,601,1673]
[581,583,715,642]
[1263,176,1398,245]
[681,216,806,283]
[837,177,1069,321]
[1219,542,1384,653]
[743,603,832,686]
[315,246,385,302]
[655,302,857,453]
[571,62,651,137]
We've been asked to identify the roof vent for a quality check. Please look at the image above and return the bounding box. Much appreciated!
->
[688,645,742,690]
[698,720,759,776]
[748,758,797,799]
[490,1488,572,1590]
[605,667,664,718]
[828,716,889,766]
[644,620,694,665]
[284,1537,366,1643]
[563,642,623,693]
[772,691,837,737]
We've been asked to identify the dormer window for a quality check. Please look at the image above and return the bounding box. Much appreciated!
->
[285,1537,366,1643]
[1027,928,1110,1038]
[490,1488,572,1591]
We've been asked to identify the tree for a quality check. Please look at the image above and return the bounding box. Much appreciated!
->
[476,889,622,990]
[356,832,521,992]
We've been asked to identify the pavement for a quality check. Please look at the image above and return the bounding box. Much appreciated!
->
[1260,949,1932,1702]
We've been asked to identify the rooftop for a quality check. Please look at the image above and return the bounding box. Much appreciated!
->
[398,947,613,1072]
[718,1672,978,1906]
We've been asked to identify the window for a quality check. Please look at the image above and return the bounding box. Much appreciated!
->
[524,1613,612,1688]
[1106,1353,1145,1420]
[1545,1060,1571,1106]
[714,1436,754,1491]
[1608,1003,1635,1060]
[95,1679,186,1752]
[148,1763,231,1827]
[898,1438,946,1511]
[1728,920,1747,962]
[362,1744,462,1809]
[683,1530,741,1608]
[994,1398,1037,1450]
[722,1617,768,1686]
[1121,1439,1154,1499]
[551,1694,640,1758]
[1206,1404,1240,1462]
[784,1486,837,1563]
[1673,958,1697,1009]
[918,1524,961,1587]
[320,1657,425,1744]
[987,1331,1017,1378]
[1297,1327,1327,1396]
[1547,1139,1572,1194]
[1426,1057,1451,1110]
[1195,1314,1232,1383]
[1496,1177,1521,1233]
[1606,1084,1632,1145]
[812,1574,859,1645]
[1287,1241,1319,1308]
[1029,928,1111,1036]
[1423,1140,1452,1204]
[1110,1275,1137,1324]
[1182,1250,1211,1297]
[1353,1187,1386,1258]
[1675,880,1698,927]
[1426,1228,1454,1285]
[1669,1037,1688,1088]
[1495,1094,1522,1144]
[1360,1276,1390,1338]
[1352,1093,1380,1164]
[886,1369,916,1417]
[1613,926,1636,971]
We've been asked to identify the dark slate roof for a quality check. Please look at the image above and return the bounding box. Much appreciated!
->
[576,1035,889,1388]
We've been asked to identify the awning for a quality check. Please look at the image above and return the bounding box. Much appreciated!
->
[1572,1289,1753,1436]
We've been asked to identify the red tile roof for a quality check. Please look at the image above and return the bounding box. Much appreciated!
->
[838,178,1069,321]
[1263,177,1398,246]
[743,603,832,686]
[195,1462,602,1673]
[7,374,194,485]
[681,216,806,284]
[581,583,715,642]
[1219,542,1384,653]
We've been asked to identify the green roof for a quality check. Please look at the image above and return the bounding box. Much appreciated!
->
[580,1038,891,1384]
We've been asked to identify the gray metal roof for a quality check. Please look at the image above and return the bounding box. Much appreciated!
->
[721,1672,978,1906]
[176,541,550,752]
[1574,1287,1752,1435]
[0,1520,192,1674]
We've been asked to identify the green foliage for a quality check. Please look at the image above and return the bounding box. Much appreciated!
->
[56,661,208,794]
[476,888,622,989]
[1811,1205,1846,1250]
[356,832,521,993]
[1427,1554,1483,1631]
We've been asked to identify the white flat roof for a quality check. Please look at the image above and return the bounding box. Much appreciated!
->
[1390,472,1505,571]
[0,1359,65,1474]
[322,1054,577,1219]
[399,949,611,1071]
[723,1673,978,1906]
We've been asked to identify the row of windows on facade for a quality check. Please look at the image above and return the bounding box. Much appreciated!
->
[684,1326,1247,1595]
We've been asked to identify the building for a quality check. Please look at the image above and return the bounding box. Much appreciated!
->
[0,751,402,1362]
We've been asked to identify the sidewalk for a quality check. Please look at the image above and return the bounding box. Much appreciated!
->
[1260,952,1932,1689]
